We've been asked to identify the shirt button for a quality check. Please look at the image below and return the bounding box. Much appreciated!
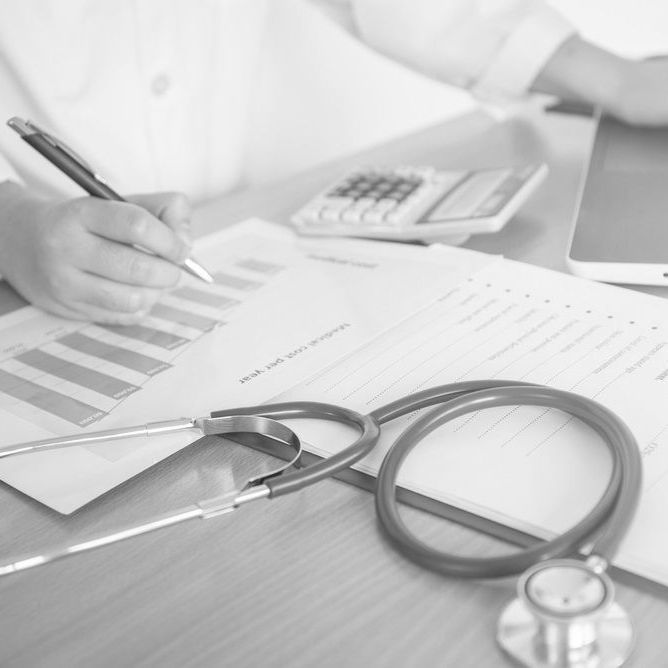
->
[151,74,171,96]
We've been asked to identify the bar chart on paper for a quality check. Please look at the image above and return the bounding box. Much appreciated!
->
[0,235,285,442]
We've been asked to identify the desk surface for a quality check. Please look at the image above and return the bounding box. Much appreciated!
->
[2,110,668,667]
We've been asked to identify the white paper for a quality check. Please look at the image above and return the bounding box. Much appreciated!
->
[276,257,668,587]
[0,219,494,513]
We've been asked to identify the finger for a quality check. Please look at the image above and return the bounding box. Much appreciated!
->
[43,299,153,325]
[19,295,91,323]
[63,269,163,314]
[74,305,155,325]
[126,192,192,245]
[78,236,182,288]
[82,198,190,264]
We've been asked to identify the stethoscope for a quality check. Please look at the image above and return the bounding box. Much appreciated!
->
[0,380,642,668]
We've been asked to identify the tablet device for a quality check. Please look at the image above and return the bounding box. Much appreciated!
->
[567,114,668,285]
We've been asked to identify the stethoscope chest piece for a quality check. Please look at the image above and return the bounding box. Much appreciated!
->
[496,559,634,668]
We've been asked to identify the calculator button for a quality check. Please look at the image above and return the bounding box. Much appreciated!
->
[324,196,355,210]
[342,208,366,223]
[385,212,405,225]
[362,209,386,224]
[298,209,322,224]
[376,198,397,212]
[386,191,409,202]
[400,189,429,212]
[385,205,412,224]
[354,197,376,209]
[341,199,372,222]
[321,207,343,222]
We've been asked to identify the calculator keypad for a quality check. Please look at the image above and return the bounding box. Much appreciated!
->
[296,168,466,229]
[329,174,421,203]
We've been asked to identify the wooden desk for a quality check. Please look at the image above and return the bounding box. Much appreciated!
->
[2,110,668,667]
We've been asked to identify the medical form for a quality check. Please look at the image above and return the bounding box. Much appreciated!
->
[276,257,668,588]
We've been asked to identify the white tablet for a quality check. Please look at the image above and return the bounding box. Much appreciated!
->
[567,114,668,285]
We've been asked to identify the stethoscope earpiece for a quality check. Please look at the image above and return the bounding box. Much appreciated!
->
[497,559,634,667]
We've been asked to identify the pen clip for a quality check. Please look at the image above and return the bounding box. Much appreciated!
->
[23,119,97,176]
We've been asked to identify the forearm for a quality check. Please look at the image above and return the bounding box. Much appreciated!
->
[335,0,668,126]
[531,35,627,111]
[532,35,668,126]
[341,0,576,100]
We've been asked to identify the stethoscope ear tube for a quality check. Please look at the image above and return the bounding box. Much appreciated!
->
[373,382,642,579]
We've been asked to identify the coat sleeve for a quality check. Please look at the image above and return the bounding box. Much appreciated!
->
[314,0,576,102]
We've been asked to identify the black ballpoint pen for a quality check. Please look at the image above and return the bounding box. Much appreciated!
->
[6,117,214,284]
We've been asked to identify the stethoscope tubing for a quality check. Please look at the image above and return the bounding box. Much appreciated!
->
[371,381,642,578]
[0,381,642,584]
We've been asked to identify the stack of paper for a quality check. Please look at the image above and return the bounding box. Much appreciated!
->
[0,219,492,512]
[4,218,668,589]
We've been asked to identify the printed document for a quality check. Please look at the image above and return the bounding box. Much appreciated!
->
[276,257,668,587]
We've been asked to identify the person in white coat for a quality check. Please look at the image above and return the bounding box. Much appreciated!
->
[0,1,664,322]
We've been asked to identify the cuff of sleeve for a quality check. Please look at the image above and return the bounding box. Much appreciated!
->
[471,5,576,102]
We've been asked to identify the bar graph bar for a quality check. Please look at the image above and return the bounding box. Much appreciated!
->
[100,324,189,350]
[58,332,171,376]
[213,271,262,291]
[150,303,220,332]
[172,286,240,309]
[16,349,140,399]
[0,368,106,426]
[236,258,284,275]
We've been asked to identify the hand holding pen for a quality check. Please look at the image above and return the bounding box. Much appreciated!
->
[0,118,214,324]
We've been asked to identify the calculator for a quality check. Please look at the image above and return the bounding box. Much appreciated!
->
[291,164,547,242]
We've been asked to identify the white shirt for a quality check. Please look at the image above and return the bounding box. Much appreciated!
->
[0,0,574,202]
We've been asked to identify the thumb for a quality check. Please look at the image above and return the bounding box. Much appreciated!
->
[126,192,192,246]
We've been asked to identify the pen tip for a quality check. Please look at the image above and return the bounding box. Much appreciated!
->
[183,257,215,283]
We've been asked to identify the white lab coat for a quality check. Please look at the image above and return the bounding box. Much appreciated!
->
[0,0,573,200]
